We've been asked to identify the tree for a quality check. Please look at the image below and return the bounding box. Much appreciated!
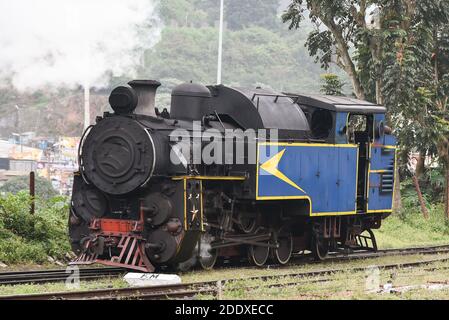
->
[283,0,449,216]
[320,73,344,96]
[283,0,399,210]
[0,176,57,200]
[282,1,448,104]
[143,26,326,93]
[282,1,370,100]
[159,0,207,27]
[225,0,281,30]
[380,1,449,217]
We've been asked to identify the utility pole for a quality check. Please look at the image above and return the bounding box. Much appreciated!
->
[14,105,22,152]
[29,171,35,215]
[84,82,90,130]
[14,105,19,129]
[216,0,224,84]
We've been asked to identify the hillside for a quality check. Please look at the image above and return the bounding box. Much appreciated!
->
[0,0,346,137]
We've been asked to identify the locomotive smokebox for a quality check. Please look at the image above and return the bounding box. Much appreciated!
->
[80,116,168,195]
[170,82,211,121]
[128,80,161,117]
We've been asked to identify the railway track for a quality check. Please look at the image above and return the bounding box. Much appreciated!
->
[1,244,449,287]
[0,282,219,300]
[1,247,449,300]
[0,267,124,286]
[329,244,449,260]
[220,243,449,270]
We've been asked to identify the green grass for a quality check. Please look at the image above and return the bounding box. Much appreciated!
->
[212,258,449,300]
[0,276,128,296]
[2,252,449,297]
[375,203,449,249]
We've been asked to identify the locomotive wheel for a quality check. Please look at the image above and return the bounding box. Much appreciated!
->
[248,244,270,267]
[272,228,293,265]
[311,235,329,261]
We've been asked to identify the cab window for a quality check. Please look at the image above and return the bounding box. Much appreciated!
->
[347,114,370,143]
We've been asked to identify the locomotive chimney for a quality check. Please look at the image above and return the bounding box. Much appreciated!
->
[128,80,161,116]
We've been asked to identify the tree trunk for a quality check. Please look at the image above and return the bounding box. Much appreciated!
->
[415,152,426,178]
[412,175,429,219]
[445,163,449,219]
[375,80,383,105]
[437,139,449,219]
[392,164,402,213]
[324,20,366,100]
[337,40,366,100]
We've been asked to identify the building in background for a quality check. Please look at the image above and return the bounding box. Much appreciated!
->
[0,135,80,196]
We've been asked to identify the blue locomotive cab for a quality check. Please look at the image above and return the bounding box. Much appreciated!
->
[297,95,396,215]
[257,94,396,216]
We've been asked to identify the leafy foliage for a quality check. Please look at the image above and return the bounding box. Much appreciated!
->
[159,0,208,27]
[283,0,449,215]
[0,175,58,200]
[283,0,374,100]
[223,0,281,31]
[401,168,446,207]
[0,192,70,263]
[320,73,344,95]
[375,202,449,249]
[142,25,338,106]
[380,1,449,157]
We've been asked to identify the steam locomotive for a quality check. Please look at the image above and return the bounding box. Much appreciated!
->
[69,79,396,272]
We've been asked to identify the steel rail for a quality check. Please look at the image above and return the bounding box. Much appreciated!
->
[229,256,449,293]
[226,244,449,270]
[326,244,449,261]
[2,255,449,300]
[1,244,449,287]
[0,267,124,286]
[0,282,219,300]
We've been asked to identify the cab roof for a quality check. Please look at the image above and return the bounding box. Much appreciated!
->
[291,94,387,114]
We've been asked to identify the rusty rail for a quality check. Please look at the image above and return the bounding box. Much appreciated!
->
[2,256,449,300]
[0,267,124,286]
[1,244,449,287]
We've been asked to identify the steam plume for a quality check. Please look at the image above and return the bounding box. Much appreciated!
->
[0,0,161,91]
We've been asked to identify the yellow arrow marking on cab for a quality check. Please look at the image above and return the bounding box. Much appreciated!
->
[260,148,306,194]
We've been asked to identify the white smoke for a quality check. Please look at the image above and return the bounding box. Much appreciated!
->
[0,0,161,91]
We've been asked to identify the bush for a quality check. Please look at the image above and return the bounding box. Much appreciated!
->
[375,176,449,248]
[0,191,70,264]
[376,202,449,248]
